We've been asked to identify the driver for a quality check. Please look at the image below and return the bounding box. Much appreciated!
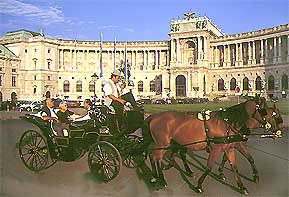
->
[103,69,127,131]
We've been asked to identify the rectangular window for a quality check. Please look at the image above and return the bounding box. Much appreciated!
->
[48,49,51,53]
[34,75,37,80]
[25,49,28,53]
[12,76,16,87]
[12,68,16,72]
[48,61,51,69]
[0,75,2,86]
[48,76,51,81]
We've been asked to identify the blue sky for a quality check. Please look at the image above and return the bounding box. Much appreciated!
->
[0,0,288,41]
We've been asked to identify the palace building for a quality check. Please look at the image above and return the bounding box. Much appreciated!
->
[0,11,288,102]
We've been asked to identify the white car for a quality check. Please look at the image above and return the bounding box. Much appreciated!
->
[19,100,44,112]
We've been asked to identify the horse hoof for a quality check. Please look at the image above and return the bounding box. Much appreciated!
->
[197,188,204,193]
[243,189,249,195]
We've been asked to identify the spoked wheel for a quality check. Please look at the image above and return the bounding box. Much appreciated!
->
[18,130,51,172]
[88,141,122,182]
[122,135,146,168]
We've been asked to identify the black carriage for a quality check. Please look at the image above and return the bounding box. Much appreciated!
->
[17,103,146,182]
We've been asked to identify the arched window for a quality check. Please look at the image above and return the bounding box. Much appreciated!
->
[218,78,224,91]
[138,81,144,92]
[255,76,262,91]
[268,75,274,91]
[89,81,94,92]
[63,80,70,92]
[230,78,236,90]
[243,77,249,91]
[150,80,156,92]
[76,80,82,92]
[282,74,288,90]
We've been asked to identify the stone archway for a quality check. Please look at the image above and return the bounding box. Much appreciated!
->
[176,75,186,97]
[45,91,51,98]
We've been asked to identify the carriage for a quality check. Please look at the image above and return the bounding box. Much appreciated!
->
[17,103,146,182]
[17,96,285,194]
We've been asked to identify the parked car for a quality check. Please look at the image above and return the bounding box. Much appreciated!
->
[65,100,81,108]
[18,100,44,112]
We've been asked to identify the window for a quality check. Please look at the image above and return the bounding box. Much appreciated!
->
[76,80,82,92]
[63,80,70,92]
[89,81,94,92]
[12,69,16,72]
[25,49,28,53]
[0,50,2,54]
[0,75,2,86]
[33,87,37,94]
[138,81,144,92]
[218,78,224,91]
[34,75,37,80]
[150,80,156,92]
[243,77,249,91]
[48,49,51,53]
[268,75,274,91]
[34,49,37,53]
[255,76,262,91]
[48,76,51,81]
[12,76,16,87]
[282,74,288,90]
[230,78,236,90]
[48,61,51,69]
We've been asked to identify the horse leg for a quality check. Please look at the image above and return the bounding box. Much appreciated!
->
[236,143,259,183]
[149,152,167,188]
[179,148,194,177]
[217,153,227,180]
[225,148,249,194]
[195,146,223,193]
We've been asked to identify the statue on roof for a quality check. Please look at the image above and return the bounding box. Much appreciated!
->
[184,9,195,20]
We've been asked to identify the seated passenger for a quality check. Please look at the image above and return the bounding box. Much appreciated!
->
[73,99,92,123]
[56,101,75,136]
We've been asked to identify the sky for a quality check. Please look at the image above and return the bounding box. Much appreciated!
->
[0,0,288,42]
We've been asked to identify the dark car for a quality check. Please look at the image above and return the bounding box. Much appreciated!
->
[65,100,81,108]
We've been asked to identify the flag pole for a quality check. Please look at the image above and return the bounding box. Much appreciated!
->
[99,32,103,78]
[124,42,128,85]
[114,35,116,70]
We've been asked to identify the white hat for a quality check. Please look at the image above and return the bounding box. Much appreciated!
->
[111,69,122,76]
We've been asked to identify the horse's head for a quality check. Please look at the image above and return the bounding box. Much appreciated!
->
[263,104,285,137]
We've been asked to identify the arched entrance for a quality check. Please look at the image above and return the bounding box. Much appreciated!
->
[45,91,51,98]
[176,75,186,97]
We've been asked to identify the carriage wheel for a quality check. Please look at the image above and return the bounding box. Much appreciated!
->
[88,141,121,182]
[18,130,50,172]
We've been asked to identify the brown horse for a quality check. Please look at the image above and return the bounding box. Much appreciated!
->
[217,98,285,182]
[145,98,285,194]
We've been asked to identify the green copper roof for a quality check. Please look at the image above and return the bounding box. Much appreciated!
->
[1,29,43,40]
[0,44,17,58]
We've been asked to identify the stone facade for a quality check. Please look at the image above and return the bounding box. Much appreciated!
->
[0,12,288,101]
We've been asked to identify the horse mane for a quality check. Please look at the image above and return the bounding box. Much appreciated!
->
[215,101,249,128]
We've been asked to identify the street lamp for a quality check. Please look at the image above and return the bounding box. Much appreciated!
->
[91,73,99,102]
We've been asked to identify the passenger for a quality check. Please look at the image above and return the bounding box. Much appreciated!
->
[56,101,75,124]
[40,98,58,122]
[73,99,92,122]
[103,70,127,130]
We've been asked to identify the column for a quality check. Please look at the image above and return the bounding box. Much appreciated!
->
[203,37,207,61]
[176,39,180,62]
[227,44,231,66]
[86,50,89,68]
[252,41,255,65]
[273,37,277,64]
[70,49,73,68]
[81,50,84,69]
[277,37,281,63]
[147,50,150,67]
[265,39,268,64]
[239,43,243,66]
[287,35,289,62]
[235,43,239,66]
[248,41,252,65]
[260,39,264,64]
[214,46,218,67]
[198,37,202,63]
[170,40,174,62]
